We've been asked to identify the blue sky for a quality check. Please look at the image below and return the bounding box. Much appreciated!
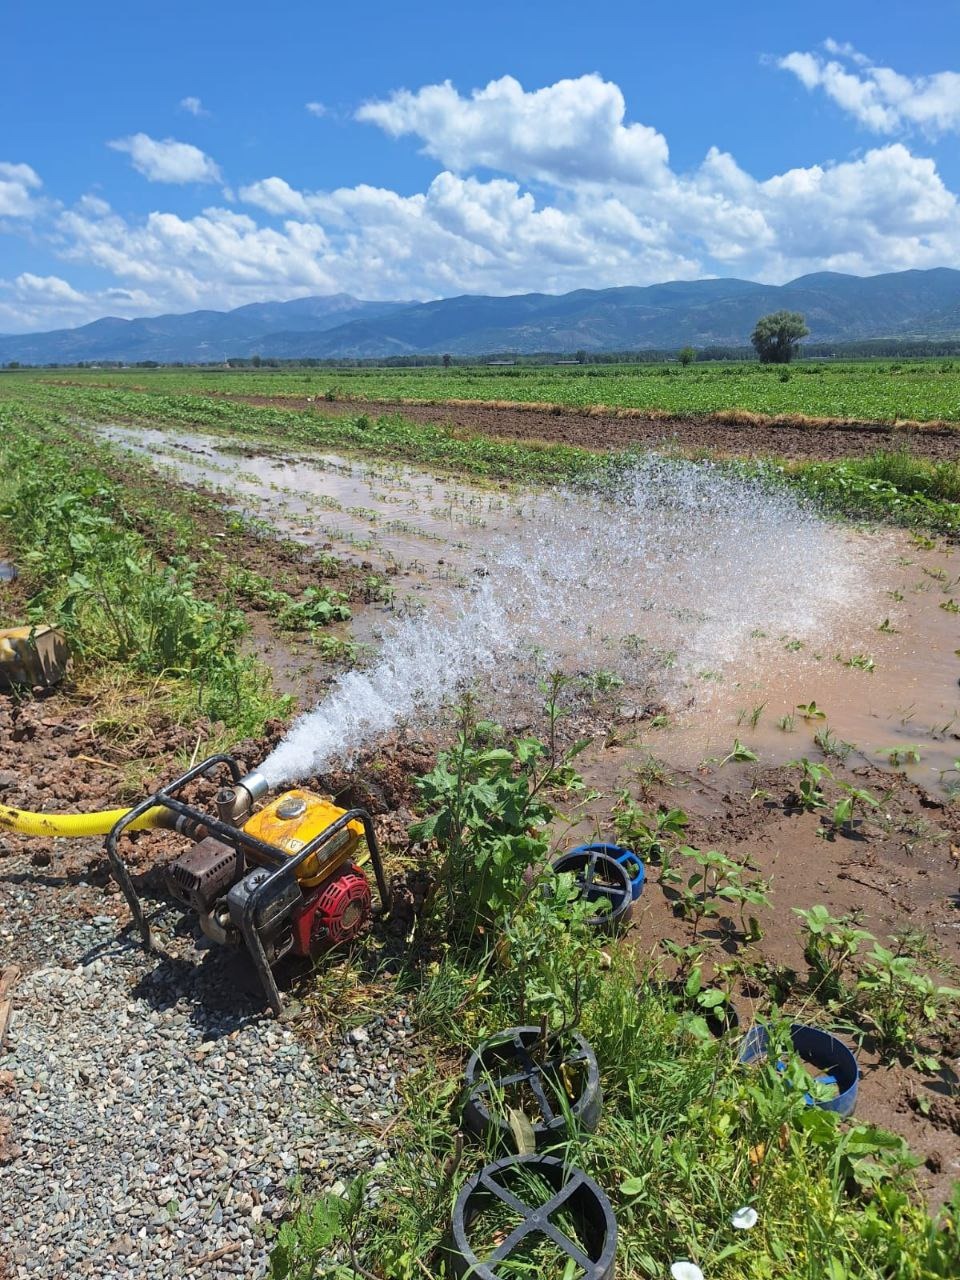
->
[2,0,960,331]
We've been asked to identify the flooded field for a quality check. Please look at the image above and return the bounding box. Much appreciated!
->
[99,423,959,793]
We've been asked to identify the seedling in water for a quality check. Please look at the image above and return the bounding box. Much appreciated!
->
[776,713,795,732]
[814,727,853,762]
[796,701,827,722]
[877,617,898,634]
[878,745,922,767]
[716,738,759,766]
[837,653,875,673]
[737,703,766,729]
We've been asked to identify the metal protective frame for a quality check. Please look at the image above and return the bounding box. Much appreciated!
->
[105,753,391,1014]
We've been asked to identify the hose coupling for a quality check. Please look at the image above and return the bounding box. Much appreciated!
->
[217,769,270,826]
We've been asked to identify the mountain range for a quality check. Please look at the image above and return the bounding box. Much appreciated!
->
[3,268,960,364]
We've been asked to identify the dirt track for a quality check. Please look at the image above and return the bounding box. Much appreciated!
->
[227,393,960,462]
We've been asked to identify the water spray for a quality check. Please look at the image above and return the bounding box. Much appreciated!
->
[257,457,868,787]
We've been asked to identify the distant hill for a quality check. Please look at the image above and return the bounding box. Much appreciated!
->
[0,294,411,365]
[3,269,960,364]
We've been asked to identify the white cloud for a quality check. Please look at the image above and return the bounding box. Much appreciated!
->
[305,102,327,118]
[357,74,670,186]
[0,161,44,218]
[0,271,156,332]
[4,69,960,331]
[822,38,871,67]
[778,43,960,137]
[108,133,222,184]
[180,96,208,117]
[239,176,313,217]
[12,272,87,303]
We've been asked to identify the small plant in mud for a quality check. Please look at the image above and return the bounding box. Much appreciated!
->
[794,905,873,1005]
[825,782,878,836]
[410,677,586,932]
[776,712,796,732]
[362,574,395,604]
[278,586,352,630]
[312,634,358,663]
[580,667,625,697]
[788,757,833,811]
[612,794,688,866]
[662,845,769,942]
[631,751,674,798]
[659,939,737,1039]
[877,616,899,633]
[856,945,960,1069]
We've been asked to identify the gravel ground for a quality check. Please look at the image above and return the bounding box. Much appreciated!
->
[0,841,414,1279]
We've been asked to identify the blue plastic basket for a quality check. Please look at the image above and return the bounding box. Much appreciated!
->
[739,1023,859,1117]
[569,843,645,901]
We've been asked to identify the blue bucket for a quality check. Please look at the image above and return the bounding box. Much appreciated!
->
[739,1023,859,1117]
[568,843,645,901]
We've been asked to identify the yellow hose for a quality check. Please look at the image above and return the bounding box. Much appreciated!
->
[0,803,168,838]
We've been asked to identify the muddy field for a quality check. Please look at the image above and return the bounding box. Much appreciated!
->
[2,411,960,1265]
[223,392,960,462]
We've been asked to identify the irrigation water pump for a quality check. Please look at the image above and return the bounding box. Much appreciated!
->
[0,753,391,1015]
[109,754,391,1014]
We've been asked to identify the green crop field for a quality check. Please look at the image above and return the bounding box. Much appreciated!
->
[13,358,960,423]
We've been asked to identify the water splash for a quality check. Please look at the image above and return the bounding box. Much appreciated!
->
[259,457,869,786]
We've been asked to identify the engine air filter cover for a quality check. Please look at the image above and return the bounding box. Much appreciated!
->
[166,837,244,912]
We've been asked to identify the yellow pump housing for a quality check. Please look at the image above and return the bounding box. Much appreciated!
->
[242,789,364,888]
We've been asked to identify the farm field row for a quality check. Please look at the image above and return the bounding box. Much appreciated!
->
[16,357,960,424]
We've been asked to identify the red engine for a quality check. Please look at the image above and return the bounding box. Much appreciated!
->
[291,862,372,956]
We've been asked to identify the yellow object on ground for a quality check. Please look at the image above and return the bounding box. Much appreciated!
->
[0,803,167,838]
[243,788,363,886]
[0,626,70,689]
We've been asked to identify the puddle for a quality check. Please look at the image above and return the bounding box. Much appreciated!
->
[98,424,518,597]
[96,423,959,792]
[630,541,960,789]
[0,561,17,583]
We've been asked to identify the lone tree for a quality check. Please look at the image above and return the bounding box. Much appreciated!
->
[678,345,696,366]
[751,311,809,364]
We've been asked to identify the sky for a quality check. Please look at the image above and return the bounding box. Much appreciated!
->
[2,0,960,333]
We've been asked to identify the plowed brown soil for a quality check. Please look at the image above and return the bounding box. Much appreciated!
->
[226,393,960,462]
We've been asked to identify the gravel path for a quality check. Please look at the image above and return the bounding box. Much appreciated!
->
[0,843,413,1279]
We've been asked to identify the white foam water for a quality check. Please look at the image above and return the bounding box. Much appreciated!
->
[259,457,870,786]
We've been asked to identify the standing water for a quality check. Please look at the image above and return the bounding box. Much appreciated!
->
[259,457,870,786]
